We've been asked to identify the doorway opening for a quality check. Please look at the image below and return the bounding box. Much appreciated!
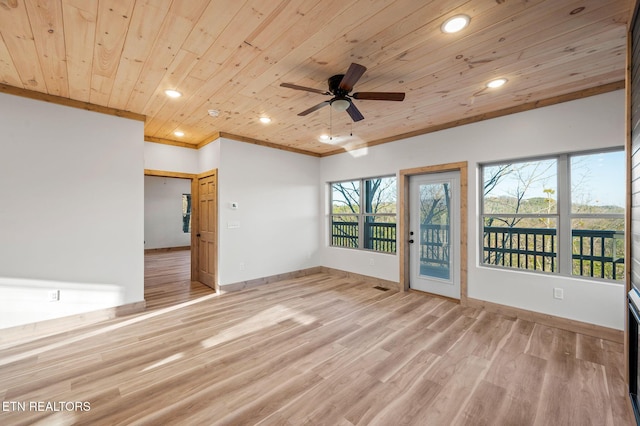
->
[144,169,218,294]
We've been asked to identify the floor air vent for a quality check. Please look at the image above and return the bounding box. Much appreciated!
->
[373,286,390,291]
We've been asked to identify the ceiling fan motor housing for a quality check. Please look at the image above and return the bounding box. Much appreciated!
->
[329,74,348,97]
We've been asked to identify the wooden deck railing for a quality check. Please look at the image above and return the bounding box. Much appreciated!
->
[483,226,624,280]
[332,220,624,280]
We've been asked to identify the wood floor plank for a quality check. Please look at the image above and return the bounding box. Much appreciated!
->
[213,370,325,425]
[483,349,547,423]
[0,250,634,425]
[453,380,508,426]
[534,359,615,426]
[364,376,442,426]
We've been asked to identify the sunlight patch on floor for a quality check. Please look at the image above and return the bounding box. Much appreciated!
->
[200,305,316,349]
[142,352,185,372]
[0,293,219,367]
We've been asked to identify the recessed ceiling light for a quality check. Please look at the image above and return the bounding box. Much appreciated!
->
[174,131,184,137]
[259,117,271,124]
[208,109,219,117]
[319,134,330,141]
[486,78,508,88]
[441,15,470,34]
[164,89,182,98]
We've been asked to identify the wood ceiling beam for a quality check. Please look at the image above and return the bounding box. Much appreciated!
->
[1,80,625,158]
[0,83,146,122]
[217,132,322,157]
[144,136,198,149]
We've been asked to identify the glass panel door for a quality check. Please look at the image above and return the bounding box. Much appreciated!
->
[409,171,460,298]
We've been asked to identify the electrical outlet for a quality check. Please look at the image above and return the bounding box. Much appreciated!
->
[239,262,245,271]
[48,290,60,302]
[369,258,375,266]
[553,288,564,300]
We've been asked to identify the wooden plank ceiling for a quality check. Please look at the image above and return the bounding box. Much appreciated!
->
[0,0,633,156]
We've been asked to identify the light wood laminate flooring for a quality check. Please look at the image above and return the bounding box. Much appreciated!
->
[0,250,633,425]
[144,250,213,311]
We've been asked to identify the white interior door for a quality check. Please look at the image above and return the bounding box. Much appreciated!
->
[409,171,460,299]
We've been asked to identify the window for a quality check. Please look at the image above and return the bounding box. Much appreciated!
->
[481,150,624,281]
[482,158,558,272]
[330,176,397,253]
[570,152,625,279]
[182,194,191,233]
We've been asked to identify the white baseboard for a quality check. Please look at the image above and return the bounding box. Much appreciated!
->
[0,300,146,348]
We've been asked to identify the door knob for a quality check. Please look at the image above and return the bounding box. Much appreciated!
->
[196,233,201,237]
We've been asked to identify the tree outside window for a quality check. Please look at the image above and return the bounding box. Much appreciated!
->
[481,150,624,281]
[331,176,397,253]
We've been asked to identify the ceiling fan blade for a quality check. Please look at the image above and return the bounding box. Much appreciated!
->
[338,63,367,92]
[280,82,329,96]
[298,100,330,116]
[346,101,364,122]
[352,92,405,101]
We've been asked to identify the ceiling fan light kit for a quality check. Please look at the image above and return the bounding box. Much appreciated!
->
[331,99,350,112]
[280,62,406,122]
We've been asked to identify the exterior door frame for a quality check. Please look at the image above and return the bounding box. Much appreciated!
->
[144,169,218,289]
[399,162,468,304]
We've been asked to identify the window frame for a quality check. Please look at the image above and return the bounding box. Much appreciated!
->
[479,148,625,282]
[329,175,397,254]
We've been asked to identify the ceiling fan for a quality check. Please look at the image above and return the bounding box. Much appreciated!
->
[280,63,405,122]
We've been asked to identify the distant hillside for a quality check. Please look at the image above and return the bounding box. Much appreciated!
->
[484,196,624,231]
[485,196,624,215]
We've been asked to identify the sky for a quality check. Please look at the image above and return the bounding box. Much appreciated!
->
[484,150,625,210]
[571,150,625,208]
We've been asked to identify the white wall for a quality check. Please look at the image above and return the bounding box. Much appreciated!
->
[319,90,626,330]
[217,139,320,287]
[144,176,192,249]
[143,137,221,175]
[143,137,319,288]
[198,139,221,173]
[144,142,199,173]
[0,92,144,328]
